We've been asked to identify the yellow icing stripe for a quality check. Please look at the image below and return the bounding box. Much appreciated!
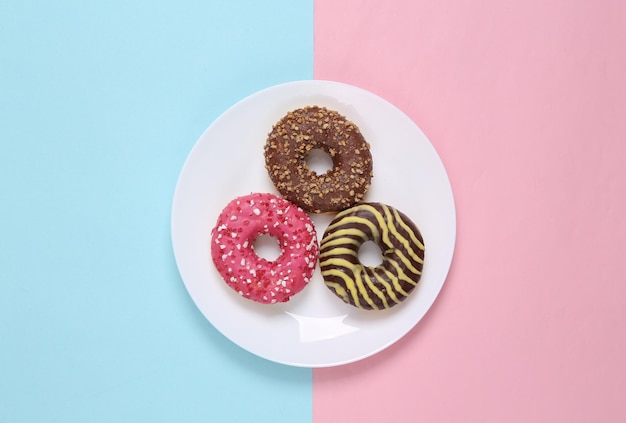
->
[321,227,369,243]
[363,270,389,309]
[354,204,391,247]
[320,256,360,269]
[391,206,425,251]
[389,260,418,287]
[394,249,423,275]
[319,247,358,259]
[326,216,379,240]
[320,237,361,249]
[385,259,416,291]
[380,267,410,297]
[321,255,379,309]
[321,267,362,308]
[354,269,377,309]
[325,282,348,301]
[371,270,401,305]
[381,204,424,263]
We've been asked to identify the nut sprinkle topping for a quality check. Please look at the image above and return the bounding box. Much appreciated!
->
[264,106,373,213]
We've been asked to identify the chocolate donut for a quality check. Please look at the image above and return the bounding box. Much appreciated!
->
[319,202,425,310]
[264,106,373,213]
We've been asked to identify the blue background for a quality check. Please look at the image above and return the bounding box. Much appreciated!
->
[0,1,313,421]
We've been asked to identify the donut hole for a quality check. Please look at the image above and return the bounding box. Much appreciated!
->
[252,234,283,261]
[305,148,334,175]
[358,241,384,267]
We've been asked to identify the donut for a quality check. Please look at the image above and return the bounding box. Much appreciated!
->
[264,106,373,213]
[319,202,425,310]
[210,193,319,304]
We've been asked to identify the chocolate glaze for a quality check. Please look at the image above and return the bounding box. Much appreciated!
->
[264,106,373,213]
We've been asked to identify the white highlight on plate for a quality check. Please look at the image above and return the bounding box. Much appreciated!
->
[285,312,359,343]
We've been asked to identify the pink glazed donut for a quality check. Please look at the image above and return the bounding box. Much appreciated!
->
[210,193,319,304]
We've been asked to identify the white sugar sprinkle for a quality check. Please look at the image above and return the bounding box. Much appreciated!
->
[253,208,261,216]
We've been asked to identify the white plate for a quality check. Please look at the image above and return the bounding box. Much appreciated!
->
[171,80,456,367]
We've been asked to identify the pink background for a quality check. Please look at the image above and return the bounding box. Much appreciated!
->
[314,1,626,422]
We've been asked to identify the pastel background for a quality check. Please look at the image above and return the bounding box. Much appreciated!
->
[314,0,626,422]
[0,1,312,422]
[2,1,625,423]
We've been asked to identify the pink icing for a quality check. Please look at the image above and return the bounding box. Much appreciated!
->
[210,193,319,304]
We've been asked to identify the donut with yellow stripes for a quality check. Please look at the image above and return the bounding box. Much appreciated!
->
[319,202,425,310]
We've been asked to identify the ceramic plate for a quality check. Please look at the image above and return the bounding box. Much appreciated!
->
[171,80,456,367]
